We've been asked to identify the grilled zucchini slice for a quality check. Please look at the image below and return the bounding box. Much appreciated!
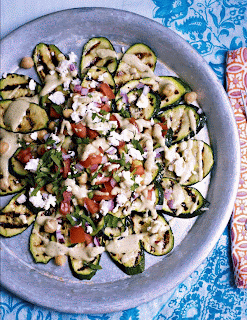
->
[132,211,174,255]
[82,66,115,93]
[69,243,102,280]
[0,74,41,100]
[80,37,117,76]
[116,76,191,109]
[29,211,55,263]
[105,232,145,275]
[10,145,38,178]
[157,178,209,218]
[163,139,214,185]
[158,104,206,144]
[0,100,49,133]
[114,43,157,89]
[33,43,66,83]
[0,191,36,237]
[116,89,160,120]
[0,173,26,196]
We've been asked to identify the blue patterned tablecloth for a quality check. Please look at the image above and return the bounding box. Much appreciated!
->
[1,1,247,319]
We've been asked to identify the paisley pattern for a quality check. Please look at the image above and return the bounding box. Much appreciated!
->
[1,0,247,319]
[226,47,247,289]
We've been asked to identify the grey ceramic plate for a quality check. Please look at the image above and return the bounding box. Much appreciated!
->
[0,7,240,314]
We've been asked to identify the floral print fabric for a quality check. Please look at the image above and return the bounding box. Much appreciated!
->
[226,47,247,289]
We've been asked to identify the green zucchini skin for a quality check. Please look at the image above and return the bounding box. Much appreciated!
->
[0,191,36,237]
[0,74,41,100]
[82,66,116,93]
[163,139,214,186]
[132,212,174,255]
[69,244,102,280]
[33,43,66,83]
[0,174,26,196]
[0,100,49,133]
[107,241,145,276]
[116,89,160,120]
[156,178,209,218]
[115,76,191,108]
[114,43,157,89]
[158,104,206,144]
[80,37,117,76]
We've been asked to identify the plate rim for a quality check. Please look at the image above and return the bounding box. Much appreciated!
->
[0,7,240,314]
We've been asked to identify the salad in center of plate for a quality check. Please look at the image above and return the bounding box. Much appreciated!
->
[0,37,214,280]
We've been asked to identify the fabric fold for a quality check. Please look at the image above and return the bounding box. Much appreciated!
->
[226,47,247,289]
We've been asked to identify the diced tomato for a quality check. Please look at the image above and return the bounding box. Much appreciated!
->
[84,197,100,214]
[71,122,87,138]
[93,181,115,201]
[157,123,168,137]
[59,201,71,215]
[99,83,115,99]
[62,158,71,178]
[116,141,126,150]
[129,117,139,131]
[131,164,145,176]
[16,147,33,164]
[63,191,72,202]
[94,173,111,185]
[147,189,154,201]
[70,226,93,245]
[86,128,99,139]
[50,106,61,119]
[109,114,120,128]
[80,154,103,168]
[99,103,111,113]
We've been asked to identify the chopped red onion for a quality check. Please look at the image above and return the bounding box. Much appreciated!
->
[56,230,65,244]
[90,164,98,171]
[94,236,101,247]
[101,96,109,103]
[69,64,76,71]
[143,85,150,96]
[81,87,89,96]
[106,146,117,155]
[136,83,144,89]
[167,199,174,209]
[110,178,117,188]
[62,153,71,160]
[155,205,163,210]
[164,189,173,200]
[74,163,84,172]
[101,156,108,164]
[74,84,82,93]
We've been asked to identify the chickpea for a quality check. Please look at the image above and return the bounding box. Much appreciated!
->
[77,172,87,185]
[37,130,48,141]
[44,218,58,233]
[46,183,54,194]
[162,83,176,97]
[48,121,56,131]
[55,255,67,266]
[23,134,33,143]
[77,198,84,206]
[37,144,46,156]
[20,57,34,69]
[0,141,9,154]
[184,91,197,105]
[0,178,9,191]
[62,109,73,118]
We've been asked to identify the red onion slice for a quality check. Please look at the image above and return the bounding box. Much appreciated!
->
[155,205,163,210]
[56,230,65,244]
[136,83,144,89]
[74,163,84,172]
[81,87,89,96]
[94,236,101,247]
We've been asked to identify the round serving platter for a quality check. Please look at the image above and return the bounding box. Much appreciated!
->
[0,7,240,314]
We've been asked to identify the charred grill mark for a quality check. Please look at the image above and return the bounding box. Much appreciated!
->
[0,222,27,228]
[163,230,170,247]
[85,41,101,56]
[87,57,102,69]
[186,188,197,202]
[103,58,114,68]
[0,83,29,91]
[135,52,152,60]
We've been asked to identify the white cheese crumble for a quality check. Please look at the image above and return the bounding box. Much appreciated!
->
[48,91,65,105]
[24,158,40,172]
[29,79,36,91]
[16,194,27,204]
[30,131,38,140]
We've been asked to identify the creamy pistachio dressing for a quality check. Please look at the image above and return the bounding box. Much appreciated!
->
[3,99,30,131]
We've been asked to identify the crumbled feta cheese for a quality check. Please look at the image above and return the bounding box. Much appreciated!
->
[2,72,7,78]
[17,194,27,204]
[86,225,93,234]
[24,158,40,172]
[71,111,81,123]
[30,131,38,140]
[71,78,81,86]
[127,145,143,160]
[107,131,122,146]
[50,133,61,144]
[29,79,36,91]
[48,91,65,105]
[68,52,77,62]
[121,171,134,187]
[100,200,112,216]
[136,93,149,109]
[29,189,45,208]
[116,193,128,206]
[121,128,134,142]
[44,194,57,210]
[90,80,98,88]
